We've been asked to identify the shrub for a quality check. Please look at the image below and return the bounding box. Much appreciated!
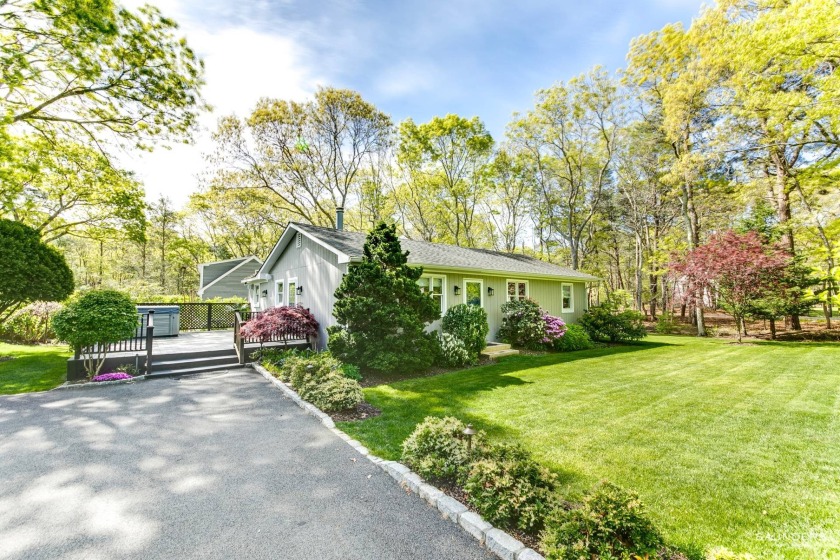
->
[579,295,647,343]
[551,324,594,352]
[542,313,567,345]
[114,363,140,376]
[498,298,547,349]
[0,301,63,344]
[341,363,363,382]
[655,313,677,334]
[540,481,663,560]
[258,347,314,368]
[436,332,474,368]
[401,416,484,483]
[288,352,342,392]
[307,374,363,411]
[52,290,139,377]
[705,547,755,560]
[329,222,440,373]
[91,372,133,382]
[464,444,557,533]
[441,304,489,356]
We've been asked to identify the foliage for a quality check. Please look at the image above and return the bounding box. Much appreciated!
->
[258,347,315,370]
[654,313,677,335]
[705,547,755,560]
[91,372,132,382]
[208,87,391,226]
[540,481,663,560]
[114,363,140,376]
[745,258,818,339]
[436,332,474,368]
[273,352,364,412]
[0,220,74,322]
[497,298,547,349]
[307,375,363,412]
[579,294,647,343]
[329,222,440,373]
[542,313,567,345]
[401,416,484,483]
[52,290,138,376]
[670,231,791,342]
[464,444,557,533]
[0,301,63,344]
[340,363,363,382]
[551,324,594,352]
[240,306,319,344]
[441,304,489,357]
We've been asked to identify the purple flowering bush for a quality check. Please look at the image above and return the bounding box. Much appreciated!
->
[91,372,133,382]
[542,313,567,344]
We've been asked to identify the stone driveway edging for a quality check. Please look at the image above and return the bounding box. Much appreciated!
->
[250,363,545,560]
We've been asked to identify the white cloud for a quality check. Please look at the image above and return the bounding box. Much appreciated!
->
[373,61,440,98]
[118,1,322,206]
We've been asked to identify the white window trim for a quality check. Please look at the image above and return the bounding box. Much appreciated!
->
[287,276,298,306]
[274,280,285,307]
[419,274,447,313]
[561,282,574,313]
[506,279,530,301]
[463,278,484,308]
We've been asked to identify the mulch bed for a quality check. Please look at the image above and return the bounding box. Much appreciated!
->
[359,357,495,388]
[330,401,382,422]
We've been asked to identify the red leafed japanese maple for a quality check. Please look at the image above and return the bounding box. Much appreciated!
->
[670,230,790,342]
[240,306,319,343]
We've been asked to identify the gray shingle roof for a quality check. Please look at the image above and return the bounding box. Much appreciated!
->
[293,223,600,281]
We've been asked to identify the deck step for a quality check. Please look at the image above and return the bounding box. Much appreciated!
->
[147,362,244,378]
[480,348,520,359]
[483,342,512,352]
[153,354,239,370]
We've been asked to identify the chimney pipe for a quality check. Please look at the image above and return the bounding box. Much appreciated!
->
[336,206,344,231]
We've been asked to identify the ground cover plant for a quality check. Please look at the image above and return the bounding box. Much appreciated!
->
[0,342,71,394]
[338,335,840,558]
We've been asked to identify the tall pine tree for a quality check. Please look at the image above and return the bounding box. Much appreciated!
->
[328,222,440,373]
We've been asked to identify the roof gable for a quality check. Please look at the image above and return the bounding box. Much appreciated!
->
[198,256,262,294]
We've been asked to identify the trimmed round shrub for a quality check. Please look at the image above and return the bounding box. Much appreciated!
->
[1,301,63,344]
[341,363,363,381]
[307,374,363,411]
[52,290,138,377]
[551,324,594,352]
[288,352,342,391]
[540,481,663,560]
[497,298,547,349]
[401,416,485,483]
[441,304,489,356]
[437,332,474,368]
[464,444,557,533]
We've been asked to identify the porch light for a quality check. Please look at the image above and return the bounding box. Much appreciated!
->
[296,285,303,295]
[453,285,461,296]
[463,424,476,454]
[261,289,268,297]
[487,287,494,296]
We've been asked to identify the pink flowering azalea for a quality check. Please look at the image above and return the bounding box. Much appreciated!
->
[542,313,567,343]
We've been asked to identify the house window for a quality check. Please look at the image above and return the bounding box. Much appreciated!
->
[464,279,483,308]
[561,283,574,312]
[287,278,298,306]
[418,274,446,313]
[275,280,285,306]
[506,279,529,302]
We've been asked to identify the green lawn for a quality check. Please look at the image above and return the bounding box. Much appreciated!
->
[0,342,70,395]
[338,335,840,559]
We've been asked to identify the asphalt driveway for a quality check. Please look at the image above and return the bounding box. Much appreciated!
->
[0,369,494,560]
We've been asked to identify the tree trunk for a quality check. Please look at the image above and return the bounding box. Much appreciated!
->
[634,233,643,312]
[771,153,801,330]
[769,317,777,340]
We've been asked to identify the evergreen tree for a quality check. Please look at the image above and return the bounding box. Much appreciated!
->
[328,222,440,372]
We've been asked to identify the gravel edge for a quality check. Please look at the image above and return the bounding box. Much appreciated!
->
[250,363,545,560]
[54,375,149,390]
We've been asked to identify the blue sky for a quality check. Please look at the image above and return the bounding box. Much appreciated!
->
[124,0,706,205]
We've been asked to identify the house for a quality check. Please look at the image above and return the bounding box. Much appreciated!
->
[197,256,262,300]
[244,218,599,349]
